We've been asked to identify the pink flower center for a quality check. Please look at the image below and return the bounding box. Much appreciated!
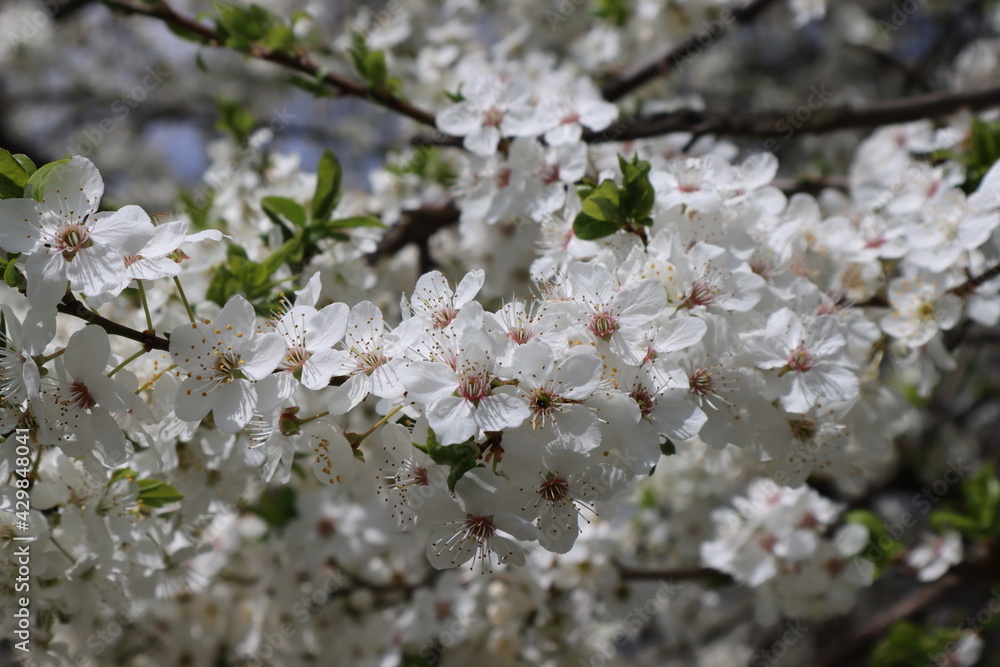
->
[588,311,618,340]
[431,306,458,330]
[789,418,818,442]
[458,372,491,405]
[560,112,580,125]
[482,108,504,128]
[282,346,312,374]
[630,387,656,417]
[356,350,387,375]
[786,345,815,372]
[529,388,559,422]
[463,515,496,541]
[56,223,93,261]
[540,164,560,185]
[684,281,715,308]
[507,327,533,344]
[68,381,96,411]
[688,369,714,396]
[538,475,570,502]
[496,167,511,189]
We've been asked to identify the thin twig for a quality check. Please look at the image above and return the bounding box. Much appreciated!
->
[104,0,438,128]
[57,294,170,351]
[600,0,782,101]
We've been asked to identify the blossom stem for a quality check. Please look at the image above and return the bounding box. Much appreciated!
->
[348,406,403,447]
[35,348,65,365]
[108,349,147,377]
[137,364,177,394]
[298,411,329,425]
[173,276,196,323]
[50,536,77,565]
[137,280,154,333]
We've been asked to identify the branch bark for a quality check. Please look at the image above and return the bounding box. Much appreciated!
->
[584,83,1000,143]
[600,0,782,102]
[57,294,170,352]
[103,0,438,129]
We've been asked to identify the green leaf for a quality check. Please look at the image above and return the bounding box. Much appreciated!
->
[215,98,255,145]
[4,255,22,289]
[869,621,965,667]
[262,196,308,234]
[243,486,298,529]
[23,157,72,202]
[287,74,331,98]
[591,0,630,26]
[311,149,342,223]
[573,213,619,241]
[11,154,36,175]
[138,478,184,509]
[845,509,902,575]
[0,149,31,199]
[109,468,138,486]
[659,438,676,457]
[420,428,481,493]
[213,2,287,51]
[573,179,625,240]
[931,463,1000,539]
[618,154,655,221]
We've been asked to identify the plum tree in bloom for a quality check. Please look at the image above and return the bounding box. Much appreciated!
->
[2,1,1000,666]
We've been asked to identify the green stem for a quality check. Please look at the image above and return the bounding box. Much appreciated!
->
[35,348,65,365]
[108,349,147,377]
[298,411,329,425]
[136,363,177,394]
[173,276,196,323]
[349,406,403,446]
[50,536,77,565]
[137,280,154,333]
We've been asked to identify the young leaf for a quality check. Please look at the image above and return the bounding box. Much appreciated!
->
[0,149,31,199]
[262,196,308,234]
[311,149,342,222]
[23,157,72,202]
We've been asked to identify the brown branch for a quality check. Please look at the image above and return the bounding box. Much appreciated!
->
[600,0,782,102]
[366,203,461,271]
[584,83,1000,144]
[103,0,438,129]
[950,261,1000,298]
[414,84,1000,148]
[616,565,730,582]
[57,294,170,352]
[811,573,962,667]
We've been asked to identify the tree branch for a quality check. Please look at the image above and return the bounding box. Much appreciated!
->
[616,565,730,582]
[103,0,438,129]
[601,0,782,102]
[414,84,1000,148]
[57,294,170,352]
[366,203,460,271]
[811,573,962,667]
[584,83,1000,144]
